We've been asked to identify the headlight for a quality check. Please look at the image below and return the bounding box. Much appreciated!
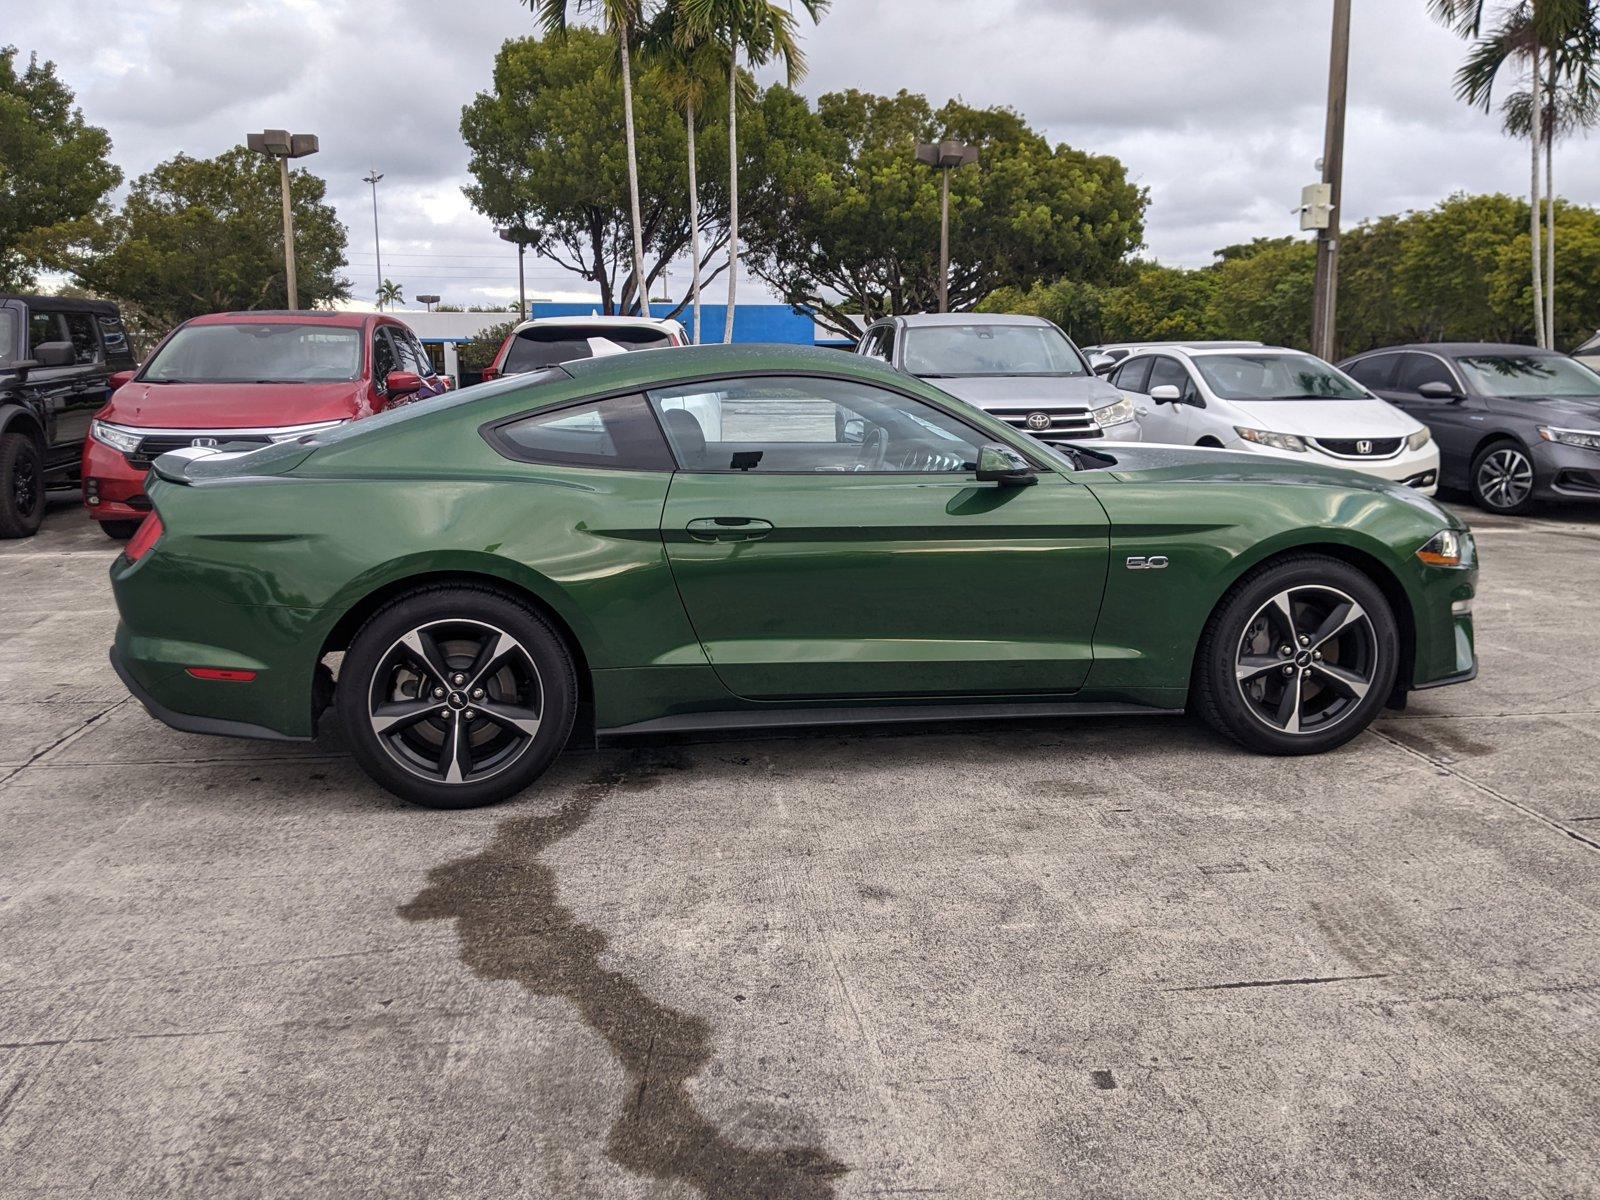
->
[90,419,144,455]
[1406,427,1433,452]
[1234,426,1307,453]
[1091,396,1136,428]
[266,419,348,443]
[1417,529,1467,568]
[1539,425,1600,451]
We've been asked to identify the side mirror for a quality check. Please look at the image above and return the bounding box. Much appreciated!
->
[385,370,423,396]
[1417,381,1458,400]
[975,443,1038,487]
[32,341,75,368]
[1150,384,1182,404]
[109,369,135,391]
[1089,354,1116,375]
[840,417,866,445]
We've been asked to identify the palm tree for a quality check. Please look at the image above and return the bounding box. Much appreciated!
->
[528,0,651,316]
[376,278,403,311]
[682,0,828,342]
[643,6,727,343]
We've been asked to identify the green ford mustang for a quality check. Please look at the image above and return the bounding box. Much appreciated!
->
[108,344,1478,808]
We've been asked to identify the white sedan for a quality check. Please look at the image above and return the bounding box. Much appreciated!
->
[1107,345,1440,493]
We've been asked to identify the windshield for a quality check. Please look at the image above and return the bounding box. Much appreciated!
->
[1192,352,1366,401]
[143,323,362,383]
[503,325,674,373]
[1458,354,1600,398]
[903,323,1088,378]
[0,309,17,366]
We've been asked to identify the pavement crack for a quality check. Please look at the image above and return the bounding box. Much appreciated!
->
[0,697,131,789]
[1167,972,1390,993]
[1369,727,1600,855]
[399,750,848,1198]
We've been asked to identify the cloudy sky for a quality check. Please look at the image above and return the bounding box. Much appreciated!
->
[26,0,1596,310]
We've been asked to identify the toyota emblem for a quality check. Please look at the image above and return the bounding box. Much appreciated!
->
[190,436,219,448]
[1025,411,1051,432]
[1356,439,1373,455]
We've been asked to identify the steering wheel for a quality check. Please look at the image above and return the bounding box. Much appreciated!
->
[854,425,888,472]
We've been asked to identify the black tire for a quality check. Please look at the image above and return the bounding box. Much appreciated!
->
[100,519,143,540]
[1192,554,1399,756]
[336,585,577,808]
[1469,438,1539,515]
[0,431,46,539]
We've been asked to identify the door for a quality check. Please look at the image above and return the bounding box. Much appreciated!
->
[54,311,110,459]
[649,374,1110,701]
[1387,352,1481,478]
[22,309,81,471]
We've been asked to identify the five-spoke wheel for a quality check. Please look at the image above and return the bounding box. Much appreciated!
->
[1194,555,1398,755]
[338,588,575,808]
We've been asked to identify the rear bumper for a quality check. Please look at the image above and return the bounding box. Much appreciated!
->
[111,643,308,742]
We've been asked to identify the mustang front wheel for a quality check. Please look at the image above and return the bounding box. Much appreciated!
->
[1194,555,1398,755]
[337,586,576,808]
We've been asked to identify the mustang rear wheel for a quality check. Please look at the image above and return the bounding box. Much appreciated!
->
[1193,555,1398,755]
[337,586,576,808]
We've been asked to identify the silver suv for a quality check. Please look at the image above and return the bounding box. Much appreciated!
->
[856,313,1139,444]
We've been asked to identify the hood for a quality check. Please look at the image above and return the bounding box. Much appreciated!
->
[101,380,368,429]
[1486,393,1600,423]
[1082,442,1461,527]
[1222,397,1420,438]
[926,373,1124,409]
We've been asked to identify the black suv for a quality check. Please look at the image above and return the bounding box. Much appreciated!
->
[0,296,136,537]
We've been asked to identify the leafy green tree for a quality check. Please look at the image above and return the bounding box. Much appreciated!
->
[526,1,651,314]
[0,46,121,290]
[679,0,828,341]
[63,147,349,332]
[456,318,518,373]
[1203,239,1317,349]
[747,89,1145,339]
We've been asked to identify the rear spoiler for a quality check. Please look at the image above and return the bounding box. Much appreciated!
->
[151,442,316,485]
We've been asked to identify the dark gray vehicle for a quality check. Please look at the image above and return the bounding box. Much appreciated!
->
[856,313,1139,444]
[0,296,136,537]
[1340,342,1600,514]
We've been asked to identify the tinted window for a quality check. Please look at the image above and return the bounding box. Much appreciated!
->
[28,310,63,354]
[503,325,674,372]
[0,309,18,365]
[489,393,674,471]
[144,323,362,383]
[1344,354,1397,389]
[1112,357,1151,393]
[62,312,102,364]
[372,329,398,381]
[1394,354,1456,392]
[647,375,986,474]
[1147,356,1196,400]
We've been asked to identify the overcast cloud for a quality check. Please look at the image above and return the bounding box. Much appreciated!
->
[23,0,1596,309]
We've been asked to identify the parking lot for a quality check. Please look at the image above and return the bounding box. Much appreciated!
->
[2,492,1598,1199]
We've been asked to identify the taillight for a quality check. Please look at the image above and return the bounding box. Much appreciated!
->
[124,513,164,562]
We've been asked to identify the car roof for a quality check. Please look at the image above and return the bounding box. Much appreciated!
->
[1097,340,1263,350]
[1346,342,1560,358]
[890,313,1056,328]
[1123,344,1302,358]
[185,310,374,328]
[558,341,903,388]
[0,295,123,316]
[511,315,682,333]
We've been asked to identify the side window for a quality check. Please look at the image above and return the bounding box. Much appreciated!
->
[28,310,64,354]
[1395,353,1456,393]
[372,328,398,383]
[408,332,439,377]
[647,375,988,475]
[859,327,891,362]
[487,393,675,471]
[1344,354,1396,389]
[1112,357,1151,393]
[1147,356,1194,399]
[62,312,103,364]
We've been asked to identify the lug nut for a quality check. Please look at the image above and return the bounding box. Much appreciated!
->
[433,687,445,698]
[1282,665,1295,676]
[471,688,484,700]
[452,673,466,685]
[1313,651,1322,661]
[1298,635,1310,646]
[463,709,476,720]
[1279,646,1292,657]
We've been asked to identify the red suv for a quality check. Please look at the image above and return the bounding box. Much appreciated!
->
[83,311,449,536]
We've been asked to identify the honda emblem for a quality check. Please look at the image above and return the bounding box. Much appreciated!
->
[1356,439,1372,455]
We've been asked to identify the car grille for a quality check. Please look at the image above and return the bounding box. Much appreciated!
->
[1311,437,1403,459]
[982,405,1103,441]
[126,432,274,469]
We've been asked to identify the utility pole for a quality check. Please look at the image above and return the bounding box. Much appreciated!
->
[915,141,979,313]
[498,228,529,320]
[247,130,319,310]
[1310,0,1351,360]
[363,168,384,304]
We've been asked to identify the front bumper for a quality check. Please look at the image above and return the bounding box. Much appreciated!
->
[1531,439,1600,502]
[81,437,151,522]
[1226,438,1441,494]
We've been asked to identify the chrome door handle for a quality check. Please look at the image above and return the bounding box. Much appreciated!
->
[685,517,774,543]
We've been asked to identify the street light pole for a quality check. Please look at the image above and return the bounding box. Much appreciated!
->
[247,130,319,311]
[1310,0,1351,360]
[915,141,979,313]
[362,168,384,305]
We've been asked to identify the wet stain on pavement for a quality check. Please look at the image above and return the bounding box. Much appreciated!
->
[399,751,849,1199]
[1380,722,1496,763]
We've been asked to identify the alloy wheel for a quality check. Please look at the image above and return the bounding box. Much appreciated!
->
[367,619,544,785]
[11,451,38,516]
[1234,585,1378,736]
[1476,447,1533,511]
